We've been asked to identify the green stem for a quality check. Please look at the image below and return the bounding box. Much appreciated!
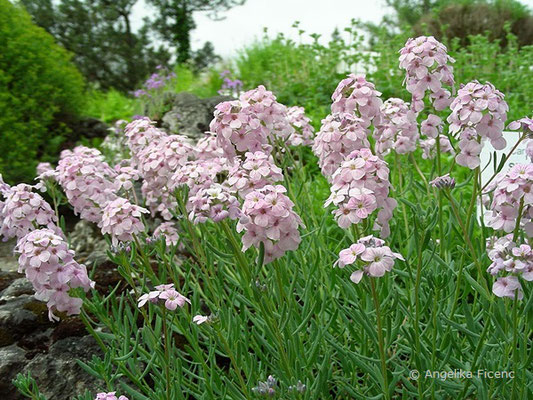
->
[409,153,431,197]
[370,279,389,400]
[161,309,171,400]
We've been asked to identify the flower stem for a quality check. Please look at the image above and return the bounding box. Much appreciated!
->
[370,279,389,400]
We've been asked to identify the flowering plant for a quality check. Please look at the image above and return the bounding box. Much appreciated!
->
[5,35,532,400]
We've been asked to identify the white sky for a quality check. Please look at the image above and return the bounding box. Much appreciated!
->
[133,0,533,58]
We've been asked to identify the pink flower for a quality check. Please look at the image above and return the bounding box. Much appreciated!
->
[56,146,118,224]
[312,113,370,178]
[485,164,532,236]
[159,289,191,310]
[420,114,442,138]
[188,183,241,224]
[325,149,396,237]
[336,243,365,267]
[15,228,94,321]
[228,152,284,197]
[448,81,508,169]
[100,198,148,245]
[400,36,455,112]
[210,86,294,158]
[492,276,523,300]
[137,284,190,311]
[0,184,59,240]
[137,291,160,307]
[336,236,403,284]
[455,140,482,169]
[330,74,382,127]
[95,392,129,400]
[237,185,304,263]
[420,135,455,160]
[153,222,180,246]
[373,98,419,156]
[286,106,315,146]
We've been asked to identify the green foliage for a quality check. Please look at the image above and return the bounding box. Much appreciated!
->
[21,0,171,91]
[147,0,245,63]
[235,22,531,124]
[85,89,137,124]
[236,24,366,126]
[367,27,533,121]
[0,0,85,184]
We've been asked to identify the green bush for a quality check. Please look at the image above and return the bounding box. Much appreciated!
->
[235,22,531,124]
[367,27,533,121]
[0,0,85,184]
[85,89,137,124]
[236,24,366,126]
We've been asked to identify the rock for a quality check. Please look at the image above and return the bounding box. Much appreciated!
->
[0,344,26,399]
[0,295,53,347]
[0,278,33,299]
[0,271,22,294]
[161,92,233,139]
[69,220,108,266]
[0,240,18,273]
[22,335,104,399]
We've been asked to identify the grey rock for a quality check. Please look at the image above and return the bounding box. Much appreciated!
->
[0,239,18,273]
[22,335,104,400]
[0,294,52,347]
[0,344,26,399]
[0,278,33,299]
[161,92,233,139]
[69,220,107,266]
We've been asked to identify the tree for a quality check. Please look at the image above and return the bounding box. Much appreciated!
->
[20,0,171,91]
[191,41,221,71]
[146,0,245,63]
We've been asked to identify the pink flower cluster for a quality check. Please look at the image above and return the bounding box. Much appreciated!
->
[240,85,294,141]
[418,113,455,159]
[188,183,241,224]
[138,283,190,311]
[331,74,382,127]
[420,136,455,160]
[227,151,284,196]
[101,198,148,245]
[399,36,455,112]
[194,133,224,160]
[171,157,229,196]
[153,222,180,246]
[136,135,193,219]
[15,228,94,321]
[286,106,315,146]
[325,149,397,237]
[113,161,140,192]
[95,392,128,400]
[210,85,293,158]
[373,98,419,155]
[448,81,509,169]
[335,235,404,284]
[56,146,118,223]
[484,164,532,236]
[237,185,303,263]
[124,117,166,159]
[0,184,58,240]
[312,113,370,178]
[486,235,532,300]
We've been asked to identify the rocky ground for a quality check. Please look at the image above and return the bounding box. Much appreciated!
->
[0,229,110,399]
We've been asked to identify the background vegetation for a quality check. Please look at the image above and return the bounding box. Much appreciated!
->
[0,0,85,184]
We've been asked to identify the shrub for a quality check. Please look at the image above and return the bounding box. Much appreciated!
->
[85,89,137,124]
[0,0,85,184]
[236,24,366,125]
